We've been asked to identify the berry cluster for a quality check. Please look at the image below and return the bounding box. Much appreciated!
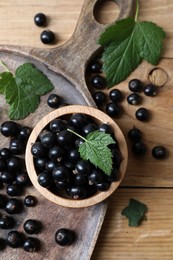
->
[34,13,56,44]
[0,121,41,252]
[87,57,167,158]
[31,113,122,200]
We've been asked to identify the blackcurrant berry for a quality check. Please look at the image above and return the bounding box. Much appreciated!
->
[6,184,23,196]
[9,138,25,154]
[109,89,123,102]
[38,171,52,188]
[128,127,142,141]
[128,79,143,92]
[24,195,37,207]
[57,130,74,147]
[96,181,110,191]
[75,160,91,175]
[34,13,47,27]
[88,169,103,184]
[47,94,62,108]
[0,171,15,184]
[16,171,31,187]
[82,123,97,136]
[152,146,167,159]
[0,214,15,229]
[127,93,142,105]
[55,228,76,246]
[23,219,41,234]
[106,102,122,117]
[98,123,113,134]
[0,148,11,159]
[40,131,56,149]
[67,185,88,199]
[49,119,67,133]
[132,141,147,155]
[23,237,40,252]
[31,142,47,158]
[69,113,87,128]
[5,198,23,214]
[92,91,106,105]
[40,30,55,44]
[90,75,107,89]
[135,108,150,121]
[7,156,23,173]
[52,165,70,181]
[143,84,157,96]
[6,231,23,248]
[18,126,32,141]
[0,121,20,137]
[88,61,102,73]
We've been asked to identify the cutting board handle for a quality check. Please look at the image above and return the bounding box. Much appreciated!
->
[0,0,134,105]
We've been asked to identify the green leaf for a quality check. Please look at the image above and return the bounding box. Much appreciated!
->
[98,17,135,46]
[78,130,115,175]
[121,198,148,227]
[0,63,54,120]
[98,17,166,87]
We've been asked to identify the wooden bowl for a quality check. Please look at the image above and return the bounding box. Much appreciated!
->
[25,105,128,208]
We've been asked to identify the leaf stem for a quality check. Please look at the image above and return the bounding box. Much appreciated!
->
[135,0,139,22]
[0,60,10,72]
[67,128,87,142]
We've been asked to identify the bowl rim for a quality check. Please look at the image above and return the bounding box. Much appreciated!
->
[25,105,128,208]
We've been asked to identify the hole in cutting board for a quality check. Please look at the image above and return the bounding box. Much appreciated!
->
[94,0,120,24]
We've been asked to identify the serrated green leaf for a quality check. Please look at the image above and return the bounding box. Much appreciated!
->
[121,198,148,227]
[98,16,166,87]
[0,63,54,120]
[135,21,166,65]
[102,33,142,87]
[98,17,135,46]
[79,130,115,175]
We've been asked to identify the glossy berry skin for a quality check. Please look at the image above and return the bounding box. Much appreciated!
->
[96,181,110,191]
[127,93,142,105]
[52,165,70,181]
[132,141,147,155]
[90,75,107,89]
[0,171,15,184]
[152,146,167,159]
[75,160,91,175]
[57,130,74,147]
[40,30,55,44]
[9,138,25,154]
[47,94,61,108]
[24,195,37,207]
[6,184,23,197]
[92,91,106,105]
[7,156,23,173]
[128,127,142,141]
[23,219,41,234]
[16,171,31,187]
[23,237,40,252]
[88,169,103,184]
[49,145,64,161]
[0,215,15,229]
[88,61,102,73]
[68,148,80,163]
[135,108,150,121]
[0,121,20,137]
[69,113,87,128]
[38,172,52,188]
[31,142,46,158]
[128,79,143,92]
[5,198,23,214]
[55,228,76,246]
[106,102,122,117]
[82,123,97,136]
[143,84,157,96]
[6,231,23,248]
[40,131,56,149]
[18,126,32,141]
[98,123,113,134]
[0,148,11,159]
[49,119,66,133]
[34,13,47,27]
[67,185,88,199]
[109,89,123,102]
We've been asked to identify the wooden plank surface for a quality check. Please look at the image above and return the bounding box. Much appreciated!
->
[0,1,173,259]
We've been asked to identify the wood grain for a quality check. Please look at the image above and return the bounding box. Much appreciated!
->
[0,1,173,260]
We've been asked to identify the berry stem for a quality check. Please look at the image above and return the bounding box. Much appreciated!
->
[135,0,139,22]
[67,128,87,142]
[0,60,10,72]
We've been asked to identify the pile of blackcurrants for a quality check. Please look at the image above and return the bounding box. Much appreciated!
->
[87,59,167,158]
[31,113,122,200]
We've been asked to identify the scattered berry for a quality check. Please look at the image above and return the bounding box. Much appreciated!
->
[152,146,167,159]
[24,195,37,207]
[106,102,122,117]
[55,228,76,246]
[128,127,142,141]
[23,237,40,252]
[128,79,143,92]
[92,91,106,105]
[109,89,123,102]
[90,75,107,89]
[135,107,150,121]
[143,84,157,96]
[47,94,62,108]
[40,30,55,44]
[127,93,142,105]
[34,13,47,27]
[88,61,102,73]
[132,141,147,155]
[6,231,23,248]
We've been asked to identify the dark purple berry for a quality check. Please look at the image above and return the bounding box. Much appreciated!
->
[129,79,143,92]
[40,30,55,44]
[152,146,167,159]
[55,228,76,246]
[34,13,47,27]
[143,84,157,96]
[135,108,150,121]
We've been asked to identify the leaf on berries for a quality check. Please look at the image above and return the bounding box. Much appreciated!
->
[0,63,54,120]
[121,198,148,226]
[79,130,115,175]
[98,17,166,87]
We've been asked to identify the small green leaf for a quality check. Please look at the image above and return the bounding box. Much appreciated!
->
[121,198,148,227]
[78,130,115,175]
[0,62,54,120]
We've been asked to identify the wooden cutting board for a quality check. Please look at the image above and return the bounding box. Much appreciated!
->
[0,1,134,259]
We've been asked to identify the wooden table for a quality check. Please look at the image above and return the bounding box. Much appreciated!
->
[0,1,173,259]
